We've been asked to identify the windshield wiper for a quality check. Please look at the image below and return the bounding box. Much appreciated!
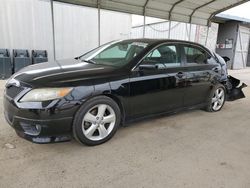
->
[81,59,96,64]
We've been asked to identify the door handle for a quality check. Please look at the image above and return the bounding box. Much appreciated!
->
[176,72,185,78]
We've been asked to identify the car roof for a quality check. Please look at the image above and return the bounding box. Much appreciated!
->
[121,38,210,51]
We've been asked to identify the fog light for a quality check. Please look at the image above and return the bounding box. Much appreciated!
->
[35,124,41,133]
[20,122,42,136]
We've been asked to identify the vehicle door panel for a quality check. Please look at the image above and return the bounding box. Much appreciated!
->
[130,70,165,115]
[181,64,217,106]
[181,45,220,107]
[128,61,190,119]
[128,43,187,118]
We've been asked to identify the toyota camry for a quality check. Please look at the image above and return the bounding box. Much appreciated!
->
[4,39,246,145]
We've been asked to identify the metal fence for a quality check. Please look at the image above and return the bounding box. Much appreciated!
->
[131,21,219,51]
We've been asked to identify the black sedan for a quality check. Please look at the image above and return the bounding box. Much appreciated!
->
[4,39,246,145]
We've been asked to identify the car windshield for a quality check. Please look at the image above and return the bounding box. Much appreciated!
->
[79,40,149,67]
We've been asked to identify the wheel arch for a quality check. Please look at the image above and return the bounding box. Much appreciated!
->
[74,93,126,126]
[102,94,126,125]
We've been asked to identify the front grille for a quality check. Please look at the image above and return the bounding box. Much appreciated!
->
[6,85,24,99]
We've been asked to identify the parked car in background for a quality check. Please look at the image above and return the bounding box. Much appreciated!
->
[4,39,247,146]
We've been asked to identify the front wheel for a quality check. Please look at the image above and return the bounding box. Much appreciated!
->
[205,84,226,112]
[73,96,121,146]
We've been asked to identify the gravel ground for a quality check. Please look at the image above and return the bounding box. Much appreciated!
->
[0,69,250,188]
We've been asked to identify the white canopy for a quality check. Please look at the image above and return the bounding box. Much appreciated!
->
[54,0,249,26]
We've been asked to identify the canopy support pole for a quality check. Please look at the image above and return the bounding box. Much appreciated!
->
[205,26,210,46]
[97,0,101,46]
[168,0,184,39]
[143,16,146,38]
[168,21,171,39]
[50,0,56,60]
[143,0,149,38]
[189,24,192,41]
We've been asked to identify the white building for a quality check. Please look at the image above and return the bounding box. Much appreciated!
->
[0,0,132,61]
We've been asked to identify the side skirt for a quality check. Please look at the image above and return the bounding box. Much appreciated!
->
[123,103,207,125]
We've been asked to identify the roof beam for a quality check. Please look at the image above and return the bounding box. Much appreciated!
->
[143,0,150,15]
[189,0,216,24]
[53,0,249,26]
[169,0,186,20]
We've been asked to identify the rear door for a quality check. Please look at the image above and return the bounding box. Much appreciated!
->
[180,44,219,107]
[128,43,186,117]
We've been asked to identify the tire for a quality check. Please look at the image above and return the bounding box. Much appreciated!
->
[73,96,121,146]
[205,84,226,112]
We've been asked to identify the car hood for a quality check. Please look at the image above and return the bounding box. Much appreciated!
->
[12,59,122,87]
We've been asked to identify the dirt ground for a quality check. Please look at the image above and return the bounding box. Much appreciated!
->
[1,69,250,188]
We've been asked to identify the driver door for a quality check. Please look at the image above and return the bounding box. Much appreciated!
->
[128,43,186,118]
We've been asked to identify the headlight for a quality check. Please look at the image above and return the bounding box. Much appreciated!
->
[6,78,20,88]
[20,88,73,102]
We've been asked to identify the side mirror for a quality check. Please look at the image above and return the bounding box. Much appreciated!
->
[139,64,158,70]
[222,56,230,62]
[138,59,159,70]
[138,60,166,70]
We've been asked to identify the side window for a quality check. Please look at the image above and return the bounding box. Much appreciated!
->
[149,49,161,57]
[145,45,180,67]
[184,46,209,65]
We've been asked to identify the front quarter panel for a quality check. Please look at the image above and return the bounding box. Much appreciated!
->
[109,76,130,119]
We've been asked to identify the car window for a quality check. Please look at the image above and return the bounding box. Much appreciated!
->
[80,41,149,67]
[184,46,209,65]
[145,45,180,68]
[148,49,161,57]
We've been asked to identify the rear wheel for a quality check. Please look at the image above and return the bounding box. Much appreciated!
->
[206,84,226,112]
[73,96,121,146]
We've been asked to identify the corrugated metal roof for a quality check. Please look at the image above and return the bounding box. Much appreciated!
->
[54,0,249,26]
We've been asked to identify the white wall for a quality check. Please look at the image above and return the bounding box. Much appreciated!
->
[54,2,99,60]
[0,0,132,61]
[100,9,131,45]
[54,3,132,59]
[0,0,54,61]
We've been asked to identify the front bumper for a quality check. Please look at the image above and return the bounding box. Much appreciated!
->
[226,76,247,101]
[4,94,79,144]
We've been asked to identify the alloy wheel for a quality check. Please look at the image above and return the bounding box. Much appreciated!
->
[81,104,116,141]
[211,88,225,111]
